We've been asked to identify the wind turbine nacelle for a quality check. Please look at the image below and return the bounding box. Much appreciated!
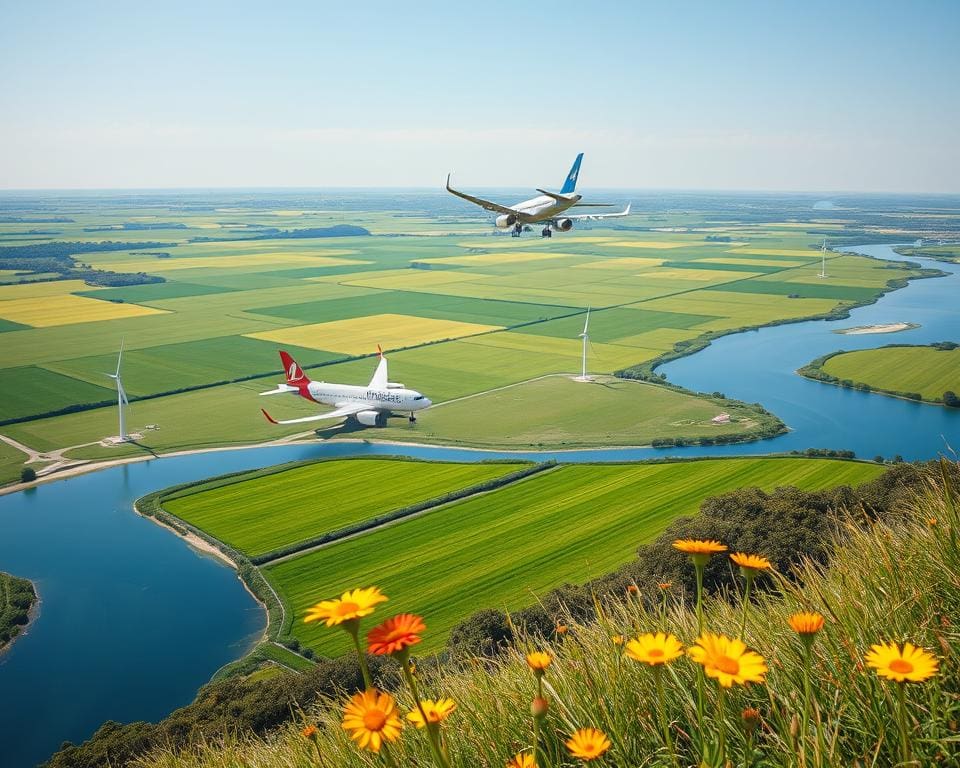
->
[355,410,388,427]
[495,213,518,229]
[554,218,573,232]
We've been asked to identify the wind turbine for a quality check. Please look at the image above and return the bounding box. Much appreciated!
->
[106,340,129,442]
[575,308,592,382]
[817,238,829,279]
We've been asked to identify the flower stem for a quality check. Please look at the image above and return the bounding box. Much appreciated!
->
[380,742,400,768]
[800,641,812,768]
[739,572,754,641]
[694,561,705,636]
[402,657,451,768]
[717,684,727,766]
[344,622,373,690]
[896,682,911,766]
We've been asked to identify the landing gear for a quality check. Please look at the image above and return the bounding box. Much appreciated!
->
[409,413,417,423]
[512,222,523,237]
[541,226,552,238]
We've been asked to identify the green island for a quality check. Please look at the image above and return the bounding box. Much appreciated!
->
[0,204,940,486]
[0,571,37,652]
[139,455,884,661]
[895,243,960,263]
[799,342,960,405]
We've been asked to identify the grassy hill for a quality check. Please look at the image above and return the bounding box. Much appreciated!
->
[818,344,960,403]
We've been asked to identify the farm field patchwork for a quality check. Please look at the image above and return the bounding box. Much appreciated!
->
[246,313,503,355]
[819,345,960,401]
[262,457,885,656]
[164,459,523,557]
[0,294,166,327]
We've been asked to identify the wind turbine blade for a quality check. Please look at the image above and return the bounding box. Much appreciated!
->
[115,342,124,377]
[583,308,590,335]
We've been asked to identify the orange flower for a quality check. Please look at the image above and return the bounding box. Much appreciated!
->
[566,727,611,762]
[730,553,772,572]
[672,539,727,555]
[301,724,318,739]
[526,651,553,672]
[626,584,640,595]
[688,632,768,688]
[367,613,425,656]
[556,624,569,636]
[304,587,388,627]
[341,689,402,752]
[788,612,825,636]
[657,581,672,590]
[506,752,536,768]
[406,698,457,728]
[611,634,625,646]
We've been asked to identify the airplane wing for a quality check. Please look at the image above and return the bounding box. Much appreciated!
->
[564,203,632,221]
[261,403,366,425]
[445,174,518,216]
[368,345,388,389]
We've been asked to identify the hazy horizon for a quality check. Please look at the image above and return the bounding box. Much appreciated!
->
[2,1,958,193]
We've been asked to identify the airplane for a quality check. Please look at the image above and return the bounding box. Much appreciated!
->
[445,153,631,237]
[259,348,431,427]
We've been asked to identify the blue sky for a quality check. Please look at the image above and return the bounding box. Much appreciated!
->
[1,1,958,191]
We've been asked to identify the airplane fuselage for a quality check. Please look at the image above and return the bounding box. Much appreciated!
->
[303,381,431,415]
[511,193,582,224]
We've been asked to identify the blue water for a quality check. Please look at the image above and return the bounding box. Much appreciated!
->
[0,244,957,767]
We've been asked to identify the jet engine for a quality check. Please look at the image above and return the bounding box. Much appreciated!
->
[554,218,573,232]
[355,410,387,427]
[495,213,518,229]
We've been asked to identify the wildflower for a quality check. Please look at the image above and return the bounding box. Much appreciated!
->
[673,539,726,634]
[507,753,536,768]
[611,634,625,646]
[526,651,553,673]
[341,689,402,753]
[789,612,825,637]
[730,552,772,574]
[556,624,569,636]
[928,517,937,526]
[865,641,939,683]
[566,727,611,762]
[741,707,761,734]
[624,632,684,666]
[367,613,425,656]
[302,724,318,739]
[688,632,768,687]
[626,584,640,595]
[657,581,672,590]
[531,696,549,718]
[406,697,457,728]
[304,586,388,627]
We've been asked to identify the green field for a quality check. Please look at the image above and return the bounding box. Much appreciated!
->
[261,457,885,656]
[0,440,29,486]
[0,197,933,476]
[363,375,776,449]
[163,459,523,557]
[820,345,960,402]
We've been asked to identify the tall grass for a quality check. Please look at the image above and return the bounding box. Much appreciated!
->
[138,464,960,768]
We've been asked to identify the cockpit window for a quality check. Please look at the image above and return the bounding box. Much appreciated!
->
[413,395,424,400]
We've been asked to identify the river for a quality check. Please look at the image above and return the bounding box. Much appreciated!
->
[0,245,957,767]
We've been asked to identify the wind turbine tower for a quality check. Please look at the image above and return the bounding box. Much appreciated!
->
[817,238,829,279]
[106,340,129,442]
[575,308,593,382]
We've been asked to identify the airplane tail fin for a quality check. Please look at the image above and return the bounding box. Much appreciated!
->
[559,153,584,194]
[279,351,310,386]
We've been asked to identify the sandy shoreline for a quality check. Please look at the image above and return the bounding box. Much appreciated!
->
[835,322,918,335]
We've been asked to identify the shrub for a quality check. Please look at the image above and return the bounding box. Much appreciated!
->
[20,467,36,483]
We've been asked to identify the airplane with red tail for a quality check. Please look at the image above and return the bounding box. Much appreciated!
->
[259,347,431,426]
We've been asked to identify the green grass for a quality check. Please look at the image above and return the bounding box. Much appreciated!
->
[821,345,960,401]
[0,440,29,486]
[705,279,882,301]
[164,459,524,557]
[0,365,115,422]
[361,375,774,449]
[76,281,240,304]
[0,317,29,332]
[265,457,884,656]
[0,571,36,648]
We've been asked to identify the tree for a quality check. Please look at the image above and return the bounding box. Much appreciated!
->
[943,390,959,408]
[20,467,36,483]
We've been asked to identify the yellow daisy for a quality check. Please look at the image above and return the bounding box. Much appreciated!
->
[672,539,727,555]
[865,641,938,683]
[304,586,388,627]
[341,689,402,752]
[406,698,458,728]
[526,651,553,672]
[730,552,772,573]
[566,727,611,762]
[506,752,536,768]
[688,632,768,688]
[624,632,684,666]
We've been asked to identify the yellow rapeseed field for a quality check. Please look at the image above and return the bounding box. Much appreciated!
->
[604,240,692,249]
[334,270,498,290]
[571,257,666,270]
[246,313,503,355]
[0,294,167,327]
[0,279,93,300]
[90,253,368,272]
[699,257,811,268]
[416,252,575,266]
[642,268,761,282]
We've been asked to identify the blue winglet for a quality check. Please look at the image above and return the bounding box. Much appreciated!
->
[559,153,584,194]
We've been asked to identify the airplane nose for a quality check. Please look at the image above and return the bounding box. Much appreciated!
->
[423,398,432,408]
